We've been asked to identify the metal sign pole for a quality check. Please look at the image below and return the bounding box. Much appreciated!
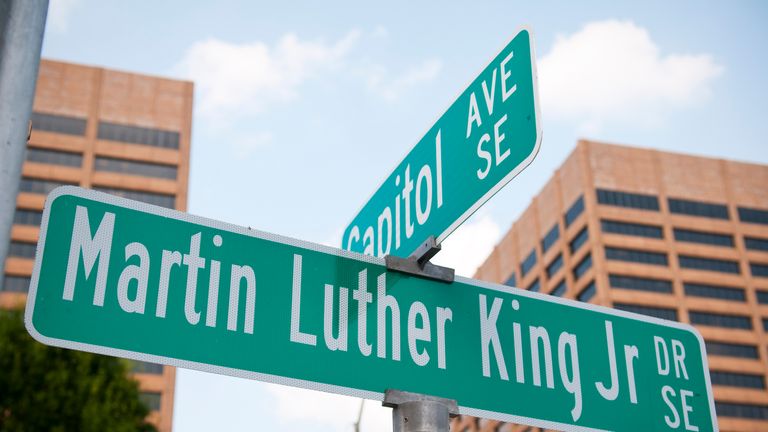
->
[383,238,458,432]
[0,0,48,290]
[383,390,459,432]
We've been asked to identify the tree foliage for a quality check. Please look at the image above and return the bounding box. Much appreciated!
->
[0,308,157,432]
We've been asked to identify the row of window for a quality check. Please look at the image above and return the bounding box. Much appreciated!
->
[596,188,768,226]
[139,391,162,411]
[709,371,765,389]
[130,360,164,375]
[31,111,181,149]
[94,156,178,180]
[2,275,30,292]
[26,147,83,167]
[19,177,75,195]
[716,402,768,420]
[613,299,764,332]
[18,178,177,208]
[13,209,42,226]
[605,246,768,277]
[610,274,768,304]
[25,148,178,180]
[601,218,768,251]
[31,112,87,136]
[98,121,180,149]
[93,187,176,209]
[8,241,36,259]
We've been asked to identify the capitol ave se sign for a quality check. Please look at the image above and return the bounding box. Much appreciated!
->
[26,187,717,431]
[342,27,542,259]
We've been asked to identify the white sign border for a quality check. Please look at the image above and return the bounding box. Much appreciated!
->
[25,186,718,432]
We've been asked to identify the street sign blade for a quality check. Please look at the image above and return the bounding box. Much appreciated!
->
[27,187,716,431]
[342,27,542,258]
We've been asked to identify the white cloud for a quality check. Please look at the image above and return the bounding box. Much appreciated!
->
[372,25,389,39]
[175,31,360,121]
[266,384,391,432]
[231,131,273,156]
[46,0,83,32]
[431,213,501,277]
[364,58,443,102]
[539,20,723,132]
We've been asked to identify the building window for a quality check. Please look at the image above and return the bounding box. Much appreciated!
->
[130,361,164,375]
[689,311,752,329]
[609,274,673,293]
[596,188,659,211]
[573,253,592,280]
[25,147,83,167]
[98,121,180,149]
[614,303,678,321]
[751,263,768,278]
[520,249,537,277]
[30,111,87,136]
[139,391,162,411]
[601,219,663,239]
[745,236,768,252]
[541,224,560,253]
[678,255,740,274]
[19,177,76,195]
[569,226,589,254]
[705,341,758,359]
[683,282,744,302]
[710,371,765,389]
[756,291,768,304]
[94,156,177,180]
[550,279,566,297]
[93,186,176,209]
[504,273,516,288]
[738,207,768,225]
[564,195,584,227]
[8,241,36,259]
[546,254,563,278]
[2,275,30,292]
[764,318,768,332]
[577,280,596,302]
[605,247,668,266]
[13,209,42,226]
[715,402,768,420]
[668,197,729,219]
[673,228,733,247]
[527,278,540,292]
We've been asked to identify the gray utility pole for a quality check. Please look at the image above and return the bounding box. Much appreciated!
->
[0,0,48,290]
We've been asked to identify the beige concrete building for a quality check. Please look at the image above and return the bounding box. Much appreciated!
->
[451,140,768,432]
[0,59,193,432]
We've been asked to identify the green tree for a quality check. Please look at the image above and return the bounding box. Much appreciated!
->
[0,308,157,432]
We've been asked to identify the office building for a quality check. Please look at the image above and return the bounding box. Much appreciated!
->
[0,59,193,432]
[452,140,768,432]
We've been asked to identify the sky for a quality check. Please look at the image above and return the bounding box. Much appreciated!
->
[40,1,768,431]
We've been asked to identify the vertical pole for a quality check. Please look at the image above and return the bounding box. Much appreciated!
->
[383,390,458,432]
[0,0,48,290]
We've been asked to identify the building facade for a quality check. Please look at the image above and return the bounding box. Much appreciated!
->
[0,59,193,432]
[452,140,768,432]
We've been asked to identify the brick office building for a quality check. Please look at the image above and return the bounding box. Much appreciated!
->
[0,59,193,432]
[451,140,768,432]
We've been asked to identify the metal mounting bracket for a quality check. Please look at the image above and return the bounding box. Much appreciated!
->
[384,236,455,283]
[383,389,459,432]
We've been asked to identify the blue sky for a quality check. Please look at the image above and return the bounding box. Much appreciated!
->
[41,1,768,431]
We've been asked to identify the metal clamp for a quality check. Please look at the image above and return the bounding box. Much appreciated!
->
[383,389,459,432]
[384,236,455,283]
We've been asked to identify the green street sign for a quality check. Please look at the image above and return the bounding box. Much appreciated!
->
[342,27,542,258]
[27,187,716,431]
